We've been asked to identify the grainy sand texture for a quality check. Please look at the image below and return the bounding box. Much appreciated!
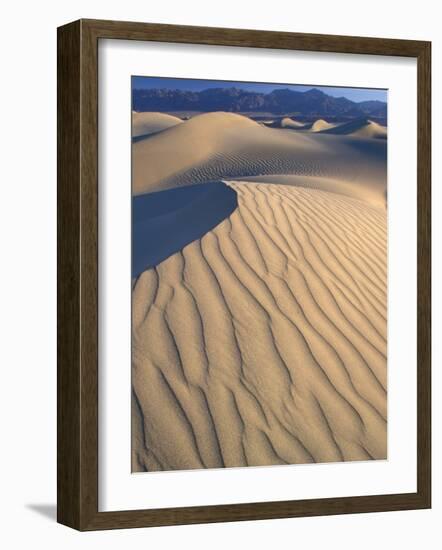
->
[131,110,387,472]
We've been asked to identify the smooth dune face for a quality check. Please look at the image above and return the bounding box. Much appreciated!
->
[133,112,260,193]
[131,108,387,473]
[132,111,183,138]
[132,182,387,471]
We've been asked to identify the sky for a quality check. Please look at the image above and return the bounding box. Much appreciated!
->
[132,76,387,103]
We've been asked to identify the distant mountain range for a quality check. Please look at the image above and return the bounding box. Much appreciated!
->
[133,87,387,120]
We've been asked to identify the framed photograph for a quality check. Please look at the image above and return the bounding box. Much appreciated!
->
[57,19,431,530]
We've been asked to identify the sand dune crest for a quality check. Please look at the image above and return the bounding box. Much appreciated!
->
[132,111,183,138]
[310,119,336,132]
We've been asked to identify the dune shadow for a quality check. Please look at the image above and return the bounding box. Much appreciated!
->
[132,131,165,143]
[133,181,238,277]
[340,135,387,160]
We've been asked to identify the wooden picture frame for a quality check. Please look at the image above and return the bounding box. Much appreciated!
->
[57,18,431,530]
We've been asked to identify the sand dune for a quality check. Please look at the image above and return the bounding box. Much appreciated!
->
[310,119,336,132]
[133,112,386,195]
[242,174,385,207]
[321,118,387,139]
[131,108,387,472]
[132,111,183,138]
[279,117,306,129]
[132,181,387,471]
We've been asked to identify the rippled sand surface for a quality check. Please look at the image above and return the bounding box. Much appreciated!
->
[131,112,387,472]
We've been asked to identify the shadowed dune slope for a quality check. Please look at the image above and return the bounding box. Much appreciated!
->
[132,182,238,277]
[132,111,183,138]
[133,112,387,195]
[132,182,387,472]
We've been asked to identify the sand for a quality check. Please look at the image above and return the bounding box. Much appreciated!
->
[321,118,387,139]
[133,112,386,196]
[131,111,387,472]
[309,119,336,132]
[132,111,183,138]
[280,117,306,129]
[242,173,385,208]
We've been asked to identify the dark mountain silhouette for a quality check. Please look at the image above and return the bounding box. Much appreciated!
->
[133,87,387,120]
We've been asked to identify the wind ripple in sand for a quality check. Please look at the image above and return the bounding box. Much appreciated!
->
[132,181,387,472]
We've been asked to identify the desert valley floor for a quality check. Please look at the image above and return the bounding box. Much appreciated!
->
[131,111,387,472]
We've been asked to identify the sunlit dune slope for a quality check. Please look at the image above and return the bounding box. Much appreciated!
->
[241,174,385,208]
[280,117,306,129]
[310,119,337,132]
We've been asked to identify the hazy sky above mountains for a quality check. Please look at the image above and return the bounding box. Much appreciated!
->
[132,76,387,103]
